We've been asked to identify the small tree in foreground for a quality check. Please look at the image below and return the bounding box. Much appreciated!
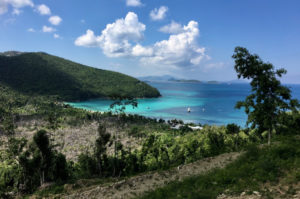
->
[94,124,111,177]
[232,47,299,145]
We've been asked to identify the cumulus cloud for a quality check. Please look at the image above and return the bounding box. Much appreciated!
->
[49,15,62,25]
[159,21,183,34]
[132,44,153,57]
[126,0,142,7]
[74,29,99,47]
[75,12,146,57]
[141,21,207,67]
[0,0,34,15]
[36,4,51,15]
[75,12,208,68]
[150,6,168,21]
[42,25,56,32]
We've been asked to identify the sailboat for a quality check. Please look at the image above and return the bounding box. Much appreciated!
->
[187,107,191,113]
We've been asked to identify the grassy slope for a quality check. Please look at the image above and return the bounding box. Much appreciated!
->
[140,136,300,199]
[0,52,160,101]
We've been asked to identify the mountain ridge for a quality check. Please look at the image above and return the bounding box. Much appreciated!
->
[0,52,161,101]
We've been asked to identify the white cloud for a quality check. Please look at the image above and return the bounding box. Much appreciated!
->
[150,6,168,21]
[75,29,99,47]
[75,13,208,68]
[0,0,34,15]
[132,44,153,56]
[27,27,35,32]
[75,12,146,57]
[37,4,51,15]
[53,33,60,39]
[140,21,208,67]
[126,0,142,7]
[49,15,62,25]
[42,25,56,32]
[159,21,183,34]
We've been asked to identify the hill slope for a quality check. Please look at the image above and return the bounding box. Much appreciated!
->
[0,52,160,101]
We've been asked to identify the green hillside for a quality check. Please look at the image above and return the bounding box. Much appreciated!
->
[0,52,161,101]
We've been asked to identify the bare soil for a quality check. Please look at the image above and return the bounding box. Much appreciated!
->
[15,119,142,161]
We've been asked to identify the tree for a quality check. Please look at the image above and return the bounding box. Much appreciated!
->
[109,95,137,176]
[0,99,16,135]
[33,130,53,185]
[109,95,138,115]
[226,123,240,134]
[94,124,111,176]
[232,47,299,145]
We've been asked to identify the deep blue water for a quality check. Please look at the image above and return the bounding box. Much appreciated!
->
[67,82,300,127]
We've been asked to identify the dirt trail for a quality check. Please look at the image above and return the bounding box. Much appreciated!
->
[62,152,242,199]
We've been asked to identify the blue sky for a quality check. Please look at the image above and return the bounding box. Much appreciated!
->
[0,0,300,83]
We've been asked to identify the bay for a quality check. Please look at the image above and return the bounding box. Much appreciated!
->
[67,82,300,127]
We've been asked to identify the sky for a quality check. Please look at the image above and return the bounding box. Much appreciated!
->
[0,0,300,83]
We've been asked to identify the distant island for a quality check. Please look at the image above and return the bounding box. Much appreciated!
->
[168,78,202,83]
[138,75,202,83]
[138,75,247,84]
[0,51,161,101]
[207,80,220,84]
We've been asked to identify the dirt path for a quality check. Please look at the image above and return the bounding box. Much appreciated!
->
[62,152,242,199]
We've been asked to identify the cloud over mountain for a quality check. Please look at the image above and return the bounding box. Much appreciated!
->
[75,12,208,68]
[75,12,145,57]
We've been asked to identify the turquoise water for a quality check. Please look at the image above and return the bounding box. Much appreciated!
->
[67,82,300,127]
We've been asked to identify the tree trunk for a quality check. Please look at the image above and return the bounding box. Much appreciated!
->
[113,140,116,177]
[268,128,271,146]
[98,159,102,177]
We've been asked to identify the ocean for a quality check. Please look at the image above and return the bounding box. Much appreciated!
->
[67,82,300,127]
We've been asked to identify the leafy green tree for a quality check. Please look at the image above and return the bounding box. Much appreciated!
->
[33,130,53,185]
[0,100,15,135]
[226,123,240,134]
[94,124,111,176]
[76,154,97,178]
[109,96,138,176]
[232,47,299,145]
[109,95,138,115]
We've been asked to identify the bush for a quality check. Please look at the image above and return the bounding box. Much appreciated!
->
[226,123,240,134]
[140,137,300,199]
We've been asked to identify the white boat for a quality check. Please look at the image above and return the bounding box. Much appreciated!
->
[187,107,191,112]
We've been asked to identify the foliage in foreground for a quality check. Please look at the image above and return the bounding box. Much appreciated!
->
[233,47,299,145]
[140,136,300,199]
[0,130,70,197]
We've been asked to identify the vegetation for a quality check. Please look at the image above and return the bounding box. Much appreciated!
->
[139,136,300,199]
[233,47,299,145]
[0,130,70,197]
[0,47,300,198]
[0,102,261,198]
[0,52,160,101]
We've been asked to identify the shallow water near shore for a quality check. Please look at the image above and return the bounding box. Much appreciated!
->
[67,82,300,126]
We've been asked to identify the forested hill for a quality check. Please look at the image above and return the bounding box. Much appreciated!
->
[0,52,161,101]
